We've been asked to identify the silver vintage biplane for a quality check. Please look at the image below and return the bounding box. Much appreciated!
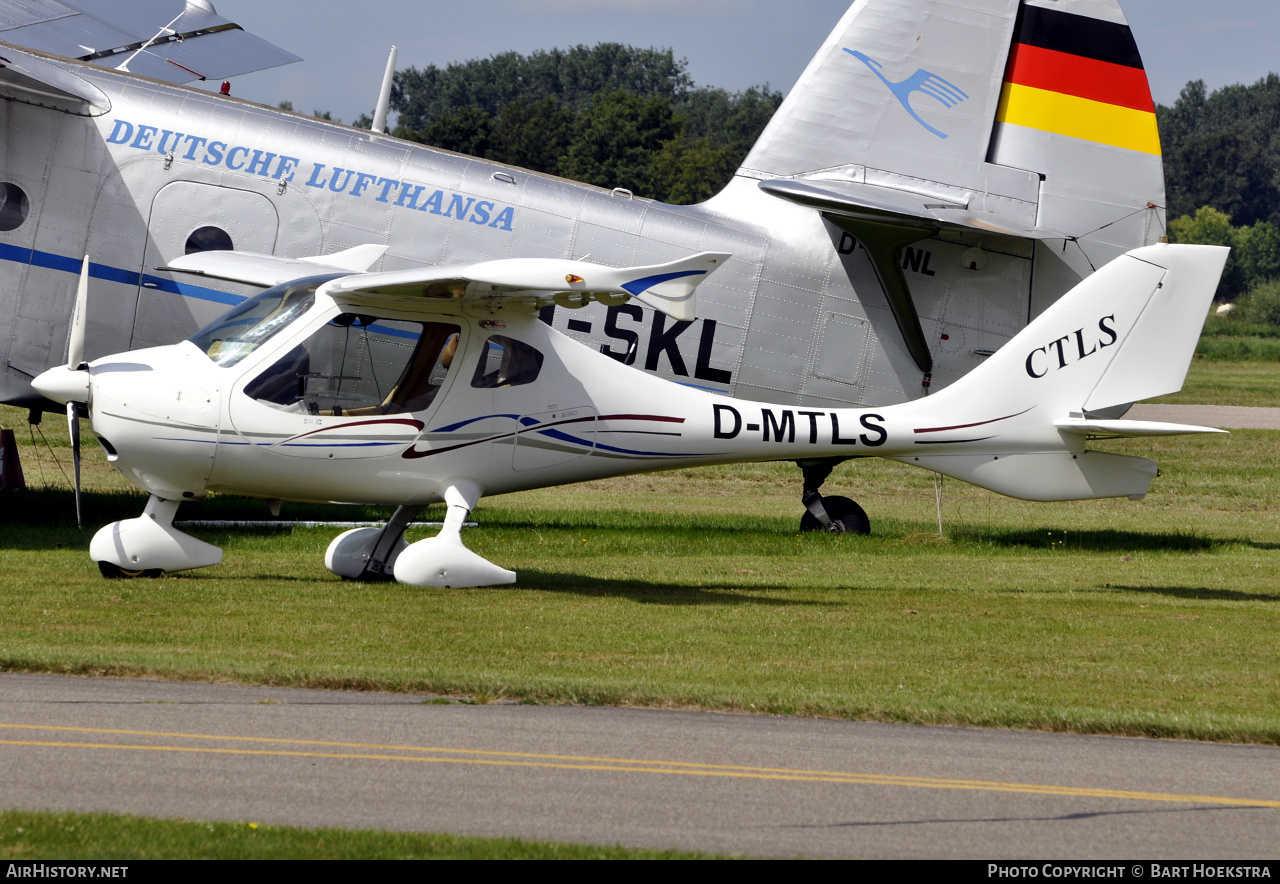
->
[3,0,1216,585]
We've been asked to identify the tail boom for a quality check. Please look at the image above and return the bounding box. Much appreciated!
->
[678,244,1228,502]
[900,451,1158,502]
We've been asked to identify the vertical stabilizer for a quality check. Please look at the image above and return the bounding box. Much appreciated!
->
[988,0,1166,274]
[740,0,1166,276]
[928,244,1228,418]
[741,0,1034,206]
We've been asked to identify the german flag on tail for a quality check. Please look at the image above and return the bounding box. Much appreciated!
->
[995,4,1160,156]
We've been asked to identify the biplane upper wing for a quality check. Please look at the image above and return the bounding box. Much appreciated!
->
[0,0,300,84]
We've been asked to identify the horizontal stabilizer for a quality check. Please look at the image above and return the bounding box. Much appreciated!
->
[760,177,1057,240]
[326,252,732,322]
[741,0,1164,277]
[161,246,389,288]
[1054,418,1228,438]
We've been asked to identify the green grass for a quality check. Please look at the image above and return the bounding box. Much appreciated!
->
[1194,337,1280,363]
[2,394,1278,744]
[1190,314,1280,365]
[1200,316,1280,341]
[0,810,708,859]
[1150,360,1280,407]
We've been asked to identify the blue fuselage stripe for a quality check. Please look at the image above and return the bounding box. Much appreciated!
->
[1,243,250,307]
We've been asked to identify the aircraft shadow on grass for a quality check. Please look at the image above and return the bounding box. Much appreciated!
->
[951,527,1280,554]
[0,489,401,547]
[1103,585,1280,603]
[513,573,840,607]
[789,803,1262,830]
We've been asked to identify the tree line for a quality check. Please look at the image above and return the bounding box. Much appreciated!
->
[385,44,781,206]
[301,44,1280,321]
[1160,74,1280,322]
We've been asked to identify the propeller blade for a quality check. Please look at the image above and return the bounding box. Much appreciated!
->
[67,402,82,529]
[67,256,89,371]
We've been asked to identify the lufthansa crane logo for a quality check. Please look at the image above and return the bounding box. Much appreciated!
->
[844,49,969,139]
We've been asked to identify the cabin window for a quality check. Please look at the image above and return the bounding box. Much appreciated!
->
[0,183,29,232]
[188,274,344,367]
[247,317,462,416]
[185,225,234,255]
[471,335,544,388]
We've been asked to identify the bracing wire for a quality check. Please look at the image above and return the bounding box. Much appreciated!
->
[33,422,72,489]
[27,423,47,488]
[933,473,944,535]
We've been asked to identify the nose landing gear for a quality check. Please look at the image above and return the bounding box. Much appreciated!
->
[90,495,223,577]
[798,458,870,535]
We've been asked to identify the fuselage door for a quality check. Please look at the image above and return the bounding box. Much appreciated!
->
[133,181,281,349]
[228,305,463,460]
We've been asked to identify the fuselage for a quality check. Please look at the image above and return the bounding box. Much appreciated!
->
[0,46,1095,415]
[84,278,1090,508]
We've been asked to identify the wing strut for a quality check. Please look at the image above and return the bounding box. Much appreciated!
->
[827,215,934,374]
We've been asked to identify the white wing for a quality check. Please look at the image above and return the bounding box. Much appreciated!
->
[164,248,731,322]
[160,244,390,288]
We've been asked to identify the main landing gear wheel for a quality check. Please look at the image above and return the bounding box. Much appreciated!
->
[97,561,164,579]
[800,495,870,535]
[796,457,870,536]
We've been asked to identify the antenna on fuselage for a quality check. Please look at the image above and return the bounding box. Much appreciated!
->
[371,45,398,134]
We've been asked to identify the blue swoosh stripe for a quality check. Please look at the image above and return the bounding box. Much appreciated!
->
[279,442,399,449]
[433,414,523,433]
[621,270,705,297]
[536,427,679,458]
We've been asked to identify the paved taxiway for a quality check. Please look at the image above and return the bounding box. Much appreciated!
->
[2,675,1277,858]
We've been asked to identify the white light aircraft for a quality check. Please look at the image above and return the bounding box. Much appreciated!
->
[33,240,1227,584]
[0,0,1173,533]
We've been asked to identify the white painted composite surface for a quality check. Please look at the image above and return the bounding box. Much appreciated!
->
[1127,406,1280,432]
[1,674,1277,859]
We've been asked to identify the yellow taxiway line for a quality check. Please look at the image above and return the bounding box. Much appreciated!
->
[1,723,1277,808]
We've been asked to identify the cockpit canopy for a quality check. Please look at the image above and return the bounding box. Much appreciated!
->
[189,274,551,418]
[188,274,345,368]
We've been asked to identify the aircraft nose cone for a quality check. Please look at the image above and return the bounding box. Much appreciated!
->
[32,365,90,405]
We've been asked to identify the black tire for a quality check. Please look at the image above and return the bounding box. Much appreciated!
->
[98,561,164,579]
[800,495,871,535]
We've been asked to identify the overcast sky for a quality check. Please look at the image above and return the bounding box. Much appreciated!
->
[204,0,1280,124]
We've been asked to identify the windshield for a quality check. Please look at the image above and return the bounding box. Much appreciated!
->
[188,274,347,367]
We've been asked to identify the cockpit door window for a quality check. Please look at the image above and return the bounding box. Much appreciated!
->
[246,316,462,416]
[471,335,545,388]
